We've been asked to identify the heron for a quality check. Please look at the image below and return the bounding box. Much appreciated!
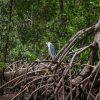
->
[46,42,56,61]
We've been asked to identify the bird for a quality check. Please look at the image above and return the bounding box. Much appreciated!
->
[46,42,56,61]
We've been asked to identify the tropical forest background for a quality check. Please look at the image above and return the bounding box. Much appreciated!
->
[0,0,100,65]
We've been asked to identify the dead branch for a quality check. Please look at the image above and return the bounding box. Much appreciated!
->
[0,20,100,100]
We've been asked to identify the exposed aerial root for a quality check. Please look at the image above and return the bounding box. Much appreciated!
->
[0,20,100,100]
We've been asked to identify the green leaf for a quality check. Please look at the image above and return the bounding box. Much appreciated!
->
[0,62,5,69]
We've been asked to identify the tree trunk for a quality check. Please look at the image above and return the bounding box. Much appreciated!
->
[59,0,66,36]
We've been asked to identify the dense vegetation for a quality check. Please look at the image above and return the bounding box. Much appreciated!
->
[0,1,100,100]
[0,0,100,63]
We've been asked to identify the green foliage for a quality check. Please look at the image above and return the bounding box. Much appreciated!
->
[0,0,100,63]
[0,62,5,69]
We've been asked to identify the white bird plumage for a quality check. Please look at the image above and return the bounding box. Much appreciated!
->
[46,42,56,61]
